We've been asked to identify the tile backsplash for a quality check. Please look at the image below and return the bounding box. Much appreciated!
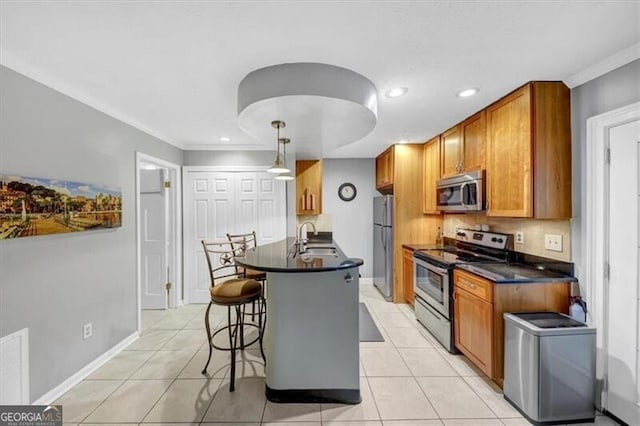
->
[443,214,571,261]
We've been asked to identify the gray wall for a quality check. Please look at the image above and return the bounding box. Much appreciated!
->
[0,66,183,402]
[183,150,275,167]
[322,159,375,277]
[571,59,640,289]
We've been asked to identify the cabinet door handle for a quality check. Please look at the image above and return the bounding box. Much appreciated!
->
[460,279,477,290]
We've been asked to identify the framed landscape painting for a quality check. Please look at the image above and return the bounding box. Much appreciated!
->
[0,174,122,240]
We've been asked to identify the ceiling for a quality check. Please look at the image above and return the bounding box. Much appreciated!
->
[1,1,639,158]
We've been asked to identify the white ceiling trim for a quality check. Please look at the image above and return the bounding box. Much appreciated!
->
[182,143,270,151]
[0,52,183,149]
[564,42,640,89]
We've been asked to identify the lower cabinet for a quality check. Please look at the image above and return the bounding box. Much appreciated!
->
[453,268,570,387]
[454,287,493,377]
[402,248,415,306]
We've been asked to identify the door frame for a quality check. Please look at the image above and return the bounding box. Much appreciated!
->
[585,101,640,409]
[135,152,183,331]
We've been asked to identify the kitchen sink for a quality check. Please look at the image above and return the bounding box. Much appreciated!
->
[303,246,338,256]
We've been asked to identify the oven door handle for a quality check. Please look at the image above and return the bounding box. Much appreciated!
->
[419,260,449,276]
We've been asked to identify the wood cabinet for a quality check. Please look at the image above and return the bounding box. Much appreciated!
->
[453,268,571,387]
[375,147,395,192]
[402,247,415,306]
[423,136,441,214]
[454,283,494,377]
[296,160,322,215]
[440,125,462,178]
[374,144,443,303]
[460,111,486,173]
[441,112,486,179]
[486,82,571,218]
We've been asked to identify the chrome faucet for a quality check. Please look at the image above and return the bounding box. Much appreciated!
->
[297,221,318,254]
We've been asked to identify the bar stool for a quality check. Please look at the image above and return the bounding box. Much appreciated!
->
[227,231,267,319]
[201,240,265,391]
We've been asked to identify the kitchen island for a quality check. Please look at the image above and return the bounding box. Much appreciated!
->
[236,238,364,404]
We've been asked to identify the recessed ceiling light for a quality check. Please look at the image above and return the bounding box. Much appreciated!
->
[219,136,231,142]
[456,88,479,98]
[385,87,408,98]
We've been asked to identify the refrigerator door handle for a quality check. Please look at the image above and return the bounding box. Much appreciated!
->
[383,198,387,226]
[381,226,386,250]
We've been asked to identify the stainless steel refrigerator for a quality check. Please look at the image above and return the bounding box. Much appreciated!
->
[373,195,394,300]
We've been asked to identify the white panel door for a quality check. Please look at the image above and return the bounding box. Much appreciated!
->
[140,169,166,309]
[607,119,640,425]
[185,172,216,303]
[212,173,235,240]
[183,169,287,303]
[257,173,286,244]
[236,172,259,236]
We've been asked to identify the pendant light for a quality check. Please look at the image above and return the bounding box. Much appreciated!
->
[267,120,290,174]
[275,137,295,181]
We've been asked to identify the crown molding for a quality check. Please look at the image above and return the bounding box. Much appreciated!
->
[564,42,640,89]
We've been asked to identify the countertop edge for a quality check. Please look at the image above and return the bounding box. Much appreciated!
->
[455,263,578,284]
[235,238,364,273]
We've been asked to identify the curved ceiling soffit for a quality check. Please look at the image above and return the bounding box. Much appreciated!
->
[237,62,378,158]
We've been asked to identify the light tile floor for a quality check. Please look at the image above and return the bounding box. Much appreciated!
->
[55,283,620,426]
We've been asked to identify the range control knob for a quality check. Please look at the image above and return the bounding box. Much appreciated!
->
[491,237,498,242]
[497,238,503,243]
[457,231,466,237]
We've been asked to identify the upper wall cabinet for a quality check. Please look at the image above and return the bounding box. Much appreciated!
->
[441,111,486,178]
[375,146,395,193]
[486,82,571,219]
[423,136,441,214]
[296,160,323,215]
[441,125,462,178]
[460,110,486,173]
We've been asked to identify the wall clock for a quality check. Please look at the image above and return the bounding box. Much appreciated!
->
[338,182,357,202]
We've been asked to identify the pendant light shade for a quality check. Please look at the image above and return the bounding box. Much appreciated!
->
[274,137,294,179]
[275,173,295,181]
[267,157,289,174]
[267,120,291,174]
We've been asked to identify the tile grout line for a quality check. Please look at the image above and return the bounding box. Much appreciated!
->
[74,379,129,424]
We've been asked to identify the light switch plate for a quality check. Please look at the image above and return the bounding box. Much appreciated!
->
[515,231,524,244]
[544,234,563,252]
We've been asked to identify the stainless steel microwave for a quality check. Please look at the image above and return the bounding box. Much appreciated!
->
[436,170,485,212]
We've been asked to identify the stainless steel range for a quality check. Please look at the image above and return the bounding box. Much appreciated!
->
[413,229,512,352]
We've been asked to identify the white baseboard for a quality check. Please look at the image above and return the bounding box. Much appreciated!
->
[360,277,373,285]
[33,331,139,405]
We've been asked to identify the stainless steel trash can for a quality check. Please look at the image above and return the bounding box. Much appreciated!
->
[503,312,596,425]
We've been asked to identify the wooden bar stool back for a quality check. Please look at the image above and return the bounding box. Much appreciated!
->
[226,231,267,282]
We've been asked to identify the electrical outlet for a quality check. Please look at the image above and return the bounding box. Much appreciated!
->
[83,323,93,340]
[544,234,563,252]
[515,231,524,245]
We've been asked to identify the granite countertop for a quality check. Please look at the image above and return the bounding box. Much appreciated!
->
[456,262,578,284]
[236,237,364,273]
[402,238,455,252]
[402,243,437,251]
